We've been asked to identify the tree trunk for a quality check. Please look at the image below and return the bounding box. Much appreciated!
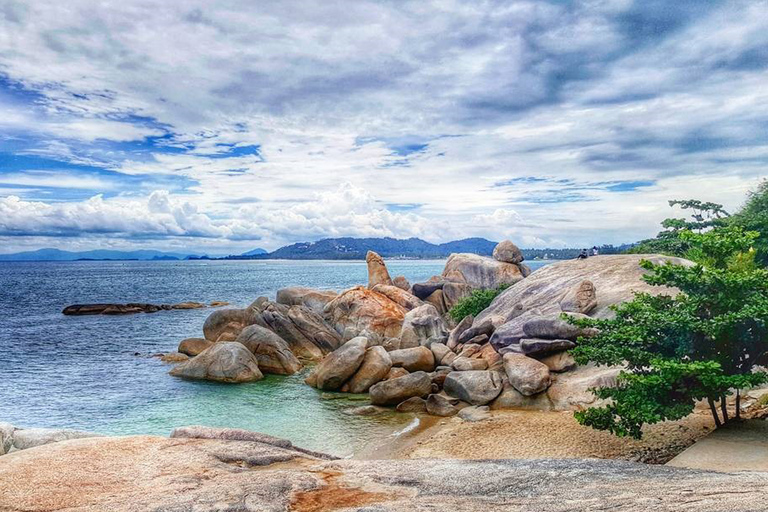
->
[708,397,722,427]
[735,389,741,420]
[720,395,729,423]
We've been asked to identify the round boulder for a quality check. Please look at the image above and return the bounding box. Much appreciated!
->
[493,240,524,264]
[369,371,432,405]
[443,370,503,405]
[502,353,551,396]
[305,337,368,390]
[345,346,393,394]
[235,325,303,375]
[169,342,263,383]
[178,337,213,357]
[388,346,435,372]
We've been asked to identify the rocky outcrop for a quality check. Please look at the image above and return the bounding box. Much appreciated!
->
[345,346,392,393]
[366,250,393,288]
[388,346,435,372]
[323,286,407,341]
[503,353,551,396]
[476,255,691,326]
[493,239,524,264]
[0,424,102,454]
[62,301,222,315]
[169,342,263,383]
[235,325,303,375]
[369,371,432,405]
[442,253,526,289]
[275,286,338,315]
[178,337,213,357]
[443,370,503,405]
[398,304,447,348]
[305,337,368,390]
[2,433,766,511]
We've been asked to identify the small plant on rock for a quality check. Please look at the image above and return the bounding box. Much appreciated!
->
[448,284,510,322]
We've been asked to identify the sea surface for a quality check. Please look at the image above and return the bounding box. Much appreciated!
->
[0,258,550,456]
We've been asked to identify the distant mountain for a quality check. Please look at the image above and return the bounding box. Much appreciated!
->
[0,248,198,261]
[223,237,499,260]
[240,248,268,256]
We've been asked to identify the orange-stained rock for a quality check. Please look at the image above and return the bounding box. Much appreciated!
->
[366,250,393,288]
[323,286,407,341]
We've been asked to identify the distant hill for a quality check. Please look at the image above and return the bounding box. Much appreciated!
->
[240,248,268,256]
[222,237,498,260]
[0,248,198,261]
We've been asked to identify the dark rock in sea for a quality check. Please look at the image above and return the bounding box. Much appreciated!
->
[62,301,220,315]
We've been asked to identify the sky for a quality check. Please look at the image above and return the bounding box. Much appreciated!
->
[0,0,766,255]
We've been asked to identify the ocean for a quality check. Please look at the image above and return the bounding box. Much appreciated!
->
[0,258,550,456]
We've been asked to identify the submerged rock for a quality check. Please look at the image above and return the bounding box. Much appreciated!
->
[169,342,263,383]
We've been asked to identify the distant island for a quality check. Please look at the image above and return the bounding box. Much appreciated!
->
[0,238,633,262]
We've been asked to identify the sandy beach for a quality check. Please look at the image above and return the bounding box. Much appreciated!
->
[361,408,716,464]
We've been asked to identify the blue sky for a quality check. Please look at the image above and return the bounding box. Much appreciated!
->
[0,0,766,254]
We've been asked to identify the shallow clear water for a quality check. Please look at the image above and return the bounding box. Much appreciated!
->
[0,258,550,456]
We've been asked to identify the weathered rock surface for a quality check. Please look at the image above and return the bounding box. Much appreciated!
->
[203,307,258,342]
[2,433,767,511]
[388,346,435,372]
[158,352,189,363]
[538,351,577,373]
[429,342,452,366]
[476,255,692,326]
[372,284,422,311]
[0,426,102,454]
[385,367,410,380]
[519,337,576,356]
[345,346,392,393]
[369,371,432,405]
[442,281,473,310]
[503,353,551,396]
[493,240,524,264]
[411,280,444,300]
[305,337,368,390]
[398,304,447,348]
[443,370,504,405]
[392,275,411,291]
[452,356,488,371]
[426,394,459,417]
[522,312,592,340]
[255,301,342,360]
[169,342,263,383]
[442,253,526,289]
[458,405,491,422]
[559,279,598,315]
[396,396,427,413]
[447,314,474,350]
[0,422,13,455]
[488,308,542,352]
[324,286,407,341]
[275,286,338,315]
[366,250,393,288]
[424,289,447,315]
[178,337,213,357]
[235,325,303,375]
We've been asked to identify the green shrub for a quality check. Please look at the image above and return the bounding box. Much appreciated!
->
[448,284,510,322]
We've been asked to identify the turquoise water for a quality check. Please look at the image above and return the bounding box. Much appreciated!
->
[0,258,549,456]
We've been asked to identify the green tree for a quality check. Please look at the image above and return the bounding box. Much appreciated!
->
[572,226,768,438]
[729,180,768,266]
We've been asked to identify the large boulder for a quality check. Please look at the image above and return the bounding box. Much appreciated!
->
[396,396,427,412]
[371,284,422,311]
[178,337,213,357]
[443,370,504,405]
[169,342,263,383]
[452,356,487,371]
[255,301,343,361]
[426,394,459,417]
[276,287,338,315]
[522,312,593,340]
[538,351,577,373]
[369,371,432,405]
[493,240,524,264]
[424,289,447,315]
[323,286,407,341]
[305,337,368,390]
[442,281,473,311]
[519,338,576,356]
[399,304,448,349]
[388,346,435,372]
[366,250,393,288]
[202,307,258,342]
[235,325,302,375]
[488,308,542,352]
[502,353,552,396]
[476,255,692,326]
[392,276,411,291]
[345,346,392,393]
[442,253,526,289]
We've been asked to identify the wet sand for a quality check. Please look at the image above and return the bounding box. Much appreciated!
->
[359,408,715,464]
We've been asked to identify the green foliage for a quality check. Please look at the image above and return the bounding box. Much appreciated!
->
[448,284,510,322]
[572,226,768,439]
[729,180,768,266]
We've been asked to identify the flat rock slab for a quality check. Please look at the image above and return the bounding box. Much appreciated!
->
[667,420,768,473]
[1,435,767,511]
